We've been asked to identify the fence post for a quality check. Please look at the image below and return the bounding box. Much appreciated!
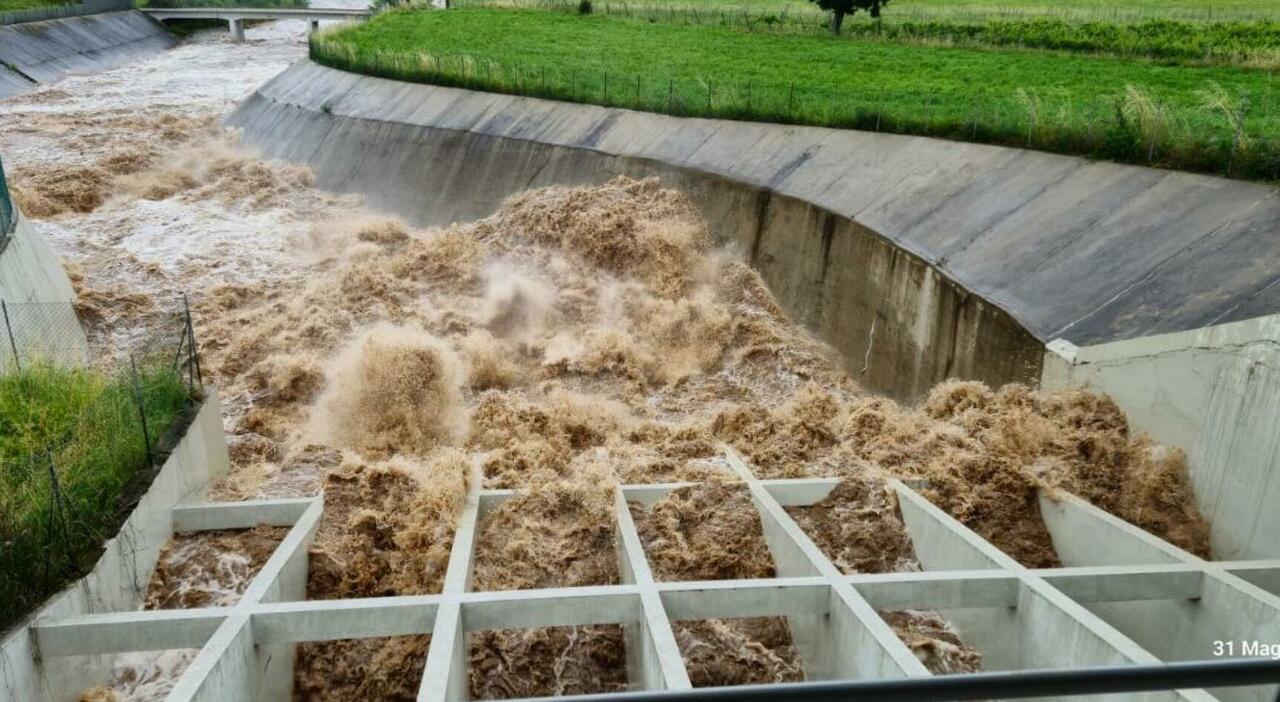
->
[184,293,203,388]
[43,449,70,590]
[130,355,155,468]
[2,300,20,373]
[668,78,674,113]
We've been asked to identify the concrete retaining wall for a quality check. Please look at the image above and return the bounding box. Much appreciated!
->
[1042,316,1280,561]
[0,212,77,304]
[0,392,230,702]
[0,211,88,366]
[0,11,175,99]
[229,61,1280,401]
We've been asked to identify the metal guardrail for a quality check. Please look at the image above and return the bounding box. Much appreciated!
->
[0,0,130,26]
[0,154,15,255]
[538,657,1280,702]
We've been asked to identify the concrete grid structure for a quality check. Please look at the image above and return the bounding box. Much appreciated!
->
[28,447,1280,702]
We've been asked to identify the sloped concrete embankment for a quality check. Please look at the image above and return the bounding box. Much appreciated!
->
[0,212,76,304]
[0,11,176,99]
[0,210,88,364]
[228,61,1280,402]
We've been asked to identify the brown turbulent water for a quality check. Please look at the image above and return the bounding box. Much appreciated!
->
[2,15,1210,698]
[78,527,288,701]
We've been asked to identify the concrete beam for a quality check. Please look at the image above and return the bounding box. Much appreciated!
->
[167,615,258,702]
[658,580,829,621]
[240,499,322,606]
[419,459,482,701]
[171,498,314,532]
[33,609,227,656]
[462,587,641,631]
[1039,491,1192,567]
[892,479,1021,571]
[614,488,692,690]
[724,447,931,680]
[252,598,439,645]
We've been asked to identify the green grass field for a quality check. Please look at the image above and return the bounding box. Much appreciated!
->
[313,9,1280,179]
[465,0,1280,23]
[0,361,190,628]
[0,0,72,12]
[457,0,1280,67]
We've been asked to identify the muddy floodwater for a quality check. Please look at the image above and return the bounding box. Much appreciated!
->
[2,12,1212,701]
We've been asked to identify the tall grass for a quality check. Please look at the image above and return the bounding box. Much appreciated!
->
[0,359,191,628]
[310,10,1280,180]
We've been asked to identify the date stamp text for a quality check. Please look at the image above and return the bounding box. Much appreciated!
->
[1212,640,1280,659]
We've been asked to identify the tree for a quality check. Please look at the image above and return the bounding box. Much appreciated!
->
[809,0,889,34]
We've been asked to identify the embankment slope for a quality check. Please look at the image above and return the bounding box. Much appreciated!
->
[229,61,1280,400]
[0,11,176,99]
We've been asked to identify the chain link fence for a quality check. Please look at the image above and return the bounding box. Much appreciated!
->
[0,296,203,628]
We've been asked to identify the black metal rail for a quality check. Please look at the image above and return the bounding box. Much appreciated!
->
[537,657,1280,702]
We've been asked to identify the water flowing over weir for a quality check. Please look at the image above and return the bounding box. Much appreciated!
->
[2,11,1280,702]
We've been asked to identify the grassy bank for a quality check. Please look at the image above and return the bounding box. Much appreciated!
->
[0,0,71,11]
[466,0,1280,23]
[0,361,190,629]
[467,1,1280,68]
[312,9,1280,180]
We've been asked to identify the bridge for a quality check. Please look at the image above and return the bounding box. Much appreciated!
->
[140,7,372,41]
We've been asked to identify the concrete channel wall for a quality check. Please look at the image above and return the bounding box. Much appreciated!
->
[1043,315,1280,562]
[0,10,176,99]
[0,212,76,304]
[0,392,231,702]
[0,210,88,365]
[229,61,1280,402]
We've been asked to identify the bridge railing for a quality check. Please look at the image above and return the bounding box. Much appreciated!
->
[0,0,130,26]
[0,154,15,254]
[138,0,311,10]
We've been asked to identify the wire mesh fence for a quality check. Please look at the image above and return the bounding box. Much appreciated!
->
[0,296,202,628]
[309,38,1280,180]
